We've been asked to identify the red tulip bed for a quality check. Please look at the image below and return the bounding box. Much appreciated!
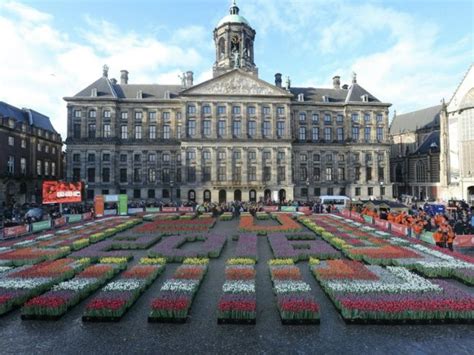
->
[239,214,302,234]
[268,233,340,261]
[83,258,166,322]
[149,258,208,323]
[311,259,474,324]
[134,217,216,234]
[21,258,125,320]
[0,258,86,315]
[148,234,226,262]
[217,258,257,324]
[269,259,319,325]
[0,247,71,267]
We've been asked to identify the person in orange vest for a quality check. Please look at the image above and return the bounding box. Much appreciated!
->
[412,222,423,239]
[447,227,455,251]
[433,229,444,248]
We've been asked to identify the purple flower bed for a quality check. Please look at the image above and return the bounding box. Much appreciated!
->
[234,234,258,261]
[110,235,161,250]
[268,234,339,261]
[70,240,134,261]
[148,235,226,262]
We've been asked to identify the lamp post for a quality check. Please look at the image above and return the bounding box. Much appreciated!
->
[306,178,310,203]
[170,180,174,203]
[380,180,384,200]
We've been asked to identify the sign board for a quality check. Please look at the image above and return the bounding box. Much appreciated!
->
[94,195,105,217]
[146,207,160,212]
[82,212,93,221]
[298,206,311,213]
[363,215,374,224]
[104,194,119,202]
[104,209,117,216]
[390,222,409,236]
[453,234,474,248]
[53,217,67,228]
[128,208,144,214]
[374,218,390,230]
[42,181,82,204]
[118,195,128,215]
[280,206,297,212]
[3,224,29,239]
[66,214,82,223]
[31,220,52,233]
[421,231,436,245]
[178,207,194,212]
[162,207,178,213]
[263,206,279,212]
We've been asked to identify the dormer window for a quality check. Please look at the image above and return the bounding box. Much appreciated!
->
[164,91,171,99]
[298,93,304,102]
[91,88,97,97]
[136,90,143,99]
[322,95,329,103]
[361,94,369,102]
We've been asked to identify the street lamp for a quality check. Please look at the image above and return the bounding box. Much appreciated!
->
[170,180,174,203]
[306,178,310,203]
[379,180,384,200]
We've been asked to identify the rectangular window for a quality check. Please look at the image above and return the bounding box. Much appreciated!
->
[364,113,371,123]
[325,167,333,181]
[73,153,80,162]
[380,186,385,196]
[7,156,14,174]
[21,139,26,149]
[248,166,256,181]
[352,126,359,140]
[312,114,319,124]
[327,187,334,196]
[218,166,226,181]
[263,106,270,115]
[135,112,143,121]
[103,110,111,119]
[277,107,285,115]
[299,112,306,122]
[37,143,41,152]
[314,187,321,196]
[203,120,211,136]
[73,123,81,138]
[248,121,256,137]
[312,127,319,141]
[338,167,345,181]
[263,151,271,160]
[148,189,155,198]
[247,106,256,115]
[313,154,320,162]
[364,127,371,142]
[89,110,96,118]
[187,150,196,161]
[202,105,211,115]
[355,187,361,196]
[134,154,141,162]
[299,127,306,140]
[376,114,383,123]
[8,136,14,146]
[73,168,81,181]
[102,153,110,162]
[88,124,96,138]
[300,153,307,161]
[20,157,26,174]
[232,167,241,182]
[176,125,181,139]
[187,120,196,137]
[326,154,332,162]
[149,126,156,139]
[74,110,81,118]
[135,126,142,139]
[45,145,49,153]
[336,114,344,123]
[338,154,345,162]
[163,112,170,121]
[202,167,211,182]
[324,114,331,124]
[121,112,128,120]
[376,127,384,141]
[368,187,373,196]
[232,120,241,137]
[148,168,156,183]
[366,167,373,181]
[133,168,141,182]
[121,126,128,139]
[278,166,285,182]
[217,105,226,115]
[263,167,271,182]
[218,120,226,137]
[187,105,196,115]
[120,154,127,163]
[162,153,170,162]
[301,188,308,197]
[263,121,271,137]
[163,125,170,139]
[187,166,196,182]
[102,168,110,183]
[248,151,256,160]
[300,167,307,181]
[232,106,241,115]
[355,167,361,181]
[378,167,385,180]
[149,112,157,122]
[337,127,344,142]
[87,168,95,182]
[277,121,285,137]
[103,124,111,138]
[51,162,56,177]
[162,168,170,182]
[324,127,332,141]
[134,189,141,199]
[88,153,95,162]
[203,150,210,161]
[351,113,359,123]
[233,150,241,160]
[218,150,226,160]
[313,167,321,181]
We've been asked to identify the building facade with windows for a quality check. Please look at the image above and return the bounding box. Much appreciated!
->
[0,101,63,207]
[64,2,392,203]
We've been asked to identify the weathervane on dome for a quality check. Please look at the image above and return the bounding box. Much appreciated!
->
[352,71,357,84]
[102,64,109,78]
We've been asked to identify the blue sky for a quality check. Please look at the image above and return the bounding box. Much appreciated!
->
[0,0,472,137]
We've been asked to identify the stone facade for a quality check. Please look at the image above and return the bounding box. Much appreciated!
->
[0,102,63,207]
[64,3,392,203]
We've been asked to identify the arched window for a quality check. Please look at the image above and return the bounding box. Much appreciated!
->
[416,161,426,182]
[218,38,225,59]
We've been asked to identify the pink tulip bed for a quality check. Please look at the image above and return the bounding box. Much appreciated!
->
[269,259,320,324]
[83,258,165,322]
[149,258,208,323]
[217,258,257,324]
[21,258,124,320]
[0,258,86,315]
[311,259,474,323]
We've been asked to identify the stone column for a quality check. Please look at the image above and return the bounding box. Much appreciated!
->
[211,148,217,182]
[196,147,202,183]
[226,147,232,182]
[257,147,263,182]
[242,147,248,184]
[286,147,292,184]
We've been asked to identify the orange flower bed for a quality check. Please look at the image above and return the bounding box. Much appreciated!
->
[271,267,302,280]
[225,267,256,280]
[239,214,302,233]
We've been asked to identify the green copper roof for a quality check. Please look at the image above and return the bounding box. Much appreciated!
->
[217,14,250,27]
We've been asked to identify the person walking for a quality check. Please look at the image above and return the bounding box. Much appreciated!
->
[447,228,456,251]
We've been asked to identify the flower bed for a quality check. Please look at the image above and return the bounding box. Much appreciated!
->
[134,218,215,234]
[219,212,233,221]
[311,260,474,323]
[0,247,70,267]
[234,234,258,261]
[149,258,208,323]
[218,258,256,324]
[148,234,226,262]
[83,259,165,322]
[70,239,135,261]
[110,235,161,250]
[268,234,339,262]
[239,214,302,233]
[0,258,87,315]
[256,212,271,220]
[21,258,125,320]
[268,259,319,324]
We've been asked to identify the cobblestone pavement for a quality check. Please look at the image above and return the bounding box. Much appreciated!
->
[0,219,473,354]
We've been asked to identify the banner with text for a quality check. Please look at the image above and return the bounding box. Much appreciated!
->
[390,222,409,236]
[374,218,390,231]
[263,206,279,212]
[2,224,29,239]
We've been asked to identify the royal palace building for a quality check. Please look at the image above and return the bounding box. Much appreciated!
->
[64,2,392,204]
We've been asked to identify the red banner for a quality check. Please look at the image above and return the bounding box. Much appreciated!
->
[3,224,29,239]
[341,209,351,218]
[453,235,474,248]
[53,217,67,227]
[298,206,311,213]
[162,207,177,213]
[374,218,390,230]
[82,212,92,221]
[390,222,409,236]
[178,207,194,212]
[42,181,83,204]
[351,212,364,222]
[263,206,279,212]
